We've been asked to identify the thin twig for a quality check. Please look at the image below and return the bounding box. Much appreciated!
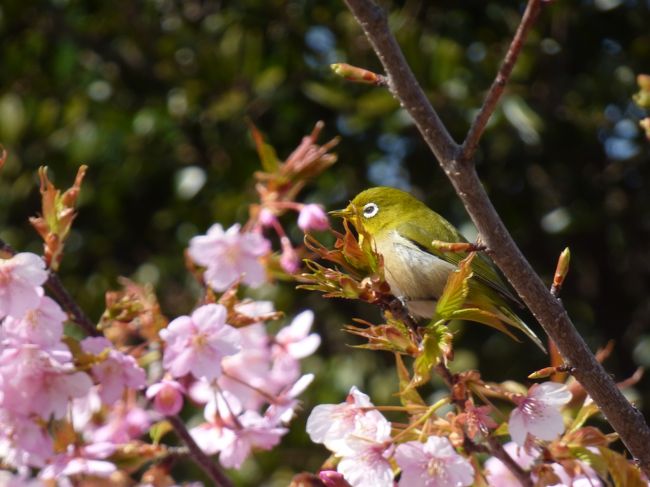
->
[343,0,650,477]
[0,237,100,336]
[460,0,544,162]
[167,415,234,487]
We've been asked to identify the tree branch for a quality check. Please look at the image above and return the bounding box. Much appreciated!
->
[460,0,543,162]
[343,0,650,477]
[167,415,234,487]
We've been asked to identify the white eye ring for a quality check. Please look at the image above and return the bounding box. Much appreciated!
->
[363,202,379,218]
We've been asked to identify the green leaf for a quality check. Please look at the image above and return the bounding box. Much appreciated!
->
[395,353,425,406]
[250,124,280,173]
[566,401,601,434]
[149,419,173,445]
[599,447,647,487]
[569,446,609,480]
[410,321,452,389]
[447,308,519,342]
[435,253,474,319]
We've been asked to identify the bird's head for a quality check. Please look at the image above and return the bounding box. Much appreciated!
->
[330,186,423,236]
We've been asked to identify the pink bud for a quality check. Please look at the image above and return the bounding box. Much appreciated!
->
[297,204,329,232]
[280,237,300,274]
[319,471,351,487]
[259,208,278,228]
[146,379,185,415]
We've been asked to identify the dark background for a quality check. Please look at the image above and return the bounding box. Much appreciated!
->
[1,0,649,484]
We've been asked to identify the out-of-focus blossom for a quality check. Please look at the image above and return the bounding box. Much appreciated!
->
[188,223,270,291]
[0,470,43,486]
[0,345,92,420]
[319,470,352,487]
[0,253,48,319]
[265,373,314,424]
[81,337,146,405]
[546,461,603,487]
[259,208,278,228]
[279,236,300,274]
[191,397,287,469]
[298,204,329,232]
[274,310,321,360]
[146,378,185,415]
[1,293,66,348]
[40,443,117,481]
[306,386,380,454]
[394,436,474,487]
[160,303,241,381]
[91,401,150,444]
[508,382,572,446]
[484,441,537,487]
[336,412,394,487]
[0,411,54,468]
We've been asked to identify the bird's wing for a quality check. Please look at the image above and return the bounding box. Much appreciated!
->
[396,221,523,306]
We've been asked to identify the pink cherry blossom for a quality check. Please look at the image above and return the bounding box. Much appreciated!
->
[0,345,92,420]
[0,411,54,468]
[319,470,352,487]
[484,441,538,487]
[91,401,150,444]
[297,204,329,232]
[81,337,146,405]
[265,373,314,424]
[191,398,287,469]
[39,443,117,481]
[394,436,474,487]
[306,386,382,455]
[1,293,66,348]
[146,378,185,415]
[336,412,394,487]
[188,223,270,291]
[279,236,300,274]
[274,310,321,360]
[0,253,48,319]
[508,382,572,446]
[160,303,241,381]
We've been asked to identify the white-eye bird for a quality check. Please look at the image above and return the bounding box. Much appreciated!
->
[334,186,545,352]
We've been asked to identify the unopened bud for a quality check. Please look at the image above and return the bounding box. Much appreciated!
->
[551,247,571,296]
[330,63,386,86]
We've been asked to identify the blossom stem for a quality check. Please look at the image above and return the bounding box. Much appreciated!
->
[390,397,450,443]
[167,415,234,487]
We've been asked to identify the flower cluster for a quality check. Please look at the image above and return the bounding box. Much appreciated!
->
[0,251,146,479]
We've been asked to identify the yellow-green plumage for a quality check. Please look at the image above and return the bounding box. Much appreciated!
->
[342,187,545,352]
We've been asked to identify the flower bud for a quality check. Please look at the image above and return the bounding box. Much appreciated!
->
[298,204,329,232]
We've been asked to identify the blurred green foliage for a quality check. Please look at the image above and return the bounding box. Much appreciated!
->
[1,0,649,484]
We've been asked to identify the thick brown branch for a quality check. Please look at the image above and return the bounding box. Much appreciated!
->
[344,0,650,477]
[167,415,234,487]
[460,0,543,162]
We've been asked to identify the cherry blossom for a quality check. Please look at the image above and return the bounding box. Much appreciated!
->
[81,337,146,405]
[297,203,329,232]
[508,382,572,446]
[91,401,150,444]
[336,411,394,487]
[1,293,66,348]
[0,252,48,319]
[306,386,380,454]
[0,345,92,420]
[394,436,474,487]
[146,378,186,415]
[160,303,241,381]
[273,309,321,360]
[484,441,538,487]
[188,223,270,291]
[191,396,287,468]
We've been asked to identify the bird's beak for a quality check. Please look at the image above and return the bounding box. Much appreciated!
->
[328,205,354,219]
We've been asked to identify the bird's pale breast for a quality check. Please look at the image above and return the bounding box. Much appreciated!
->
[375,230,456,318]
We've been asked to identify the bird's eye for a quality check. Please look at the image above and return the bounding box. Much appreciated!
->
[363,202,379,218]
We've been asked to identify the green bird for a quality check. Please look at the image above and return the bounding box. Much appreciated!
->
[334,186,546,352]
